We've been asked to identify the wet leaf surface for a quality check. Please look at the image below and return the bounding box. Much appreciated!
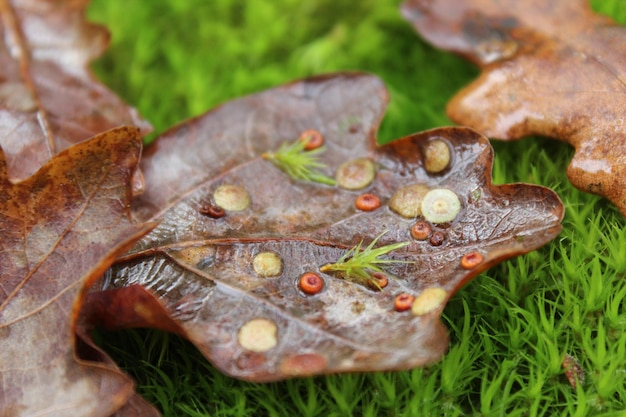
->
[0,127,156,416]
[401,0,626,215]
[0,0,151,182]
[101,74,564,381]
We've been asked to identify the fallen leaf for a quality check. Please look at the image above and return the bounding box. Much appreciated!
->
[562,353,585,389]
[99,74,563,381]
[0,0,151,182]
[401,0,626,215]
[0,126,156,416]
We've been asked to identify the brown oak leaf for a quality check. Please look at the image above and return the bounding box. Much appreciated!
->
[95,74,563,381]
[0,127,156,416]
[401,0,626,215]
[0,0,151,182]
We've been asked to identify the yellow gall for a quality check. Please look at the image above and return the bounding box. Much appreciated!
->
[389,184,430,218]
[213,184,251,211]
[421,188,461,224]
[412,287,448,316]
[336,158,376,190]
[238,318,278,352]
[424,138,451,173]
[253,252,283,277]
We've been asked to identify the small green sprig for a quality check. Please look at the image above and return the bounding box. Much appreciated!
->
[262,139,336,185]
[320,232,411,286]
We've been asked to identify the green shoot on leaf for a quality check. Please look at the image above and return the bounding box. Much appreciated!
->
[262,139,336,185]
[320,232,411,287]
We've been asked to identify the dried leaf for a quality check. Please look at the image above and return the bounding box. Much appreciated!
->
[100,74,563,381]
[0,0,151,182]
[0,127,155,416]
[401,0,626,215]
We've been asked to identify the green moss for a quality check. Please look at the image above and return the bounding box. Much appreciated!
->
[88,0,626,415]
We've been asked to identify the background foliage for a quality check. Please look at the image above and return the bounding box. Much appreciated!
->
[88,1,626,415]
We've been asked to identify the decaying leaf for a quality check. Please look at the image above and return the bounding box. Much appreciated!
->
[97,74,564,381]
[0,127,156,416]
[401,0,626,215]
[0,0,151,182]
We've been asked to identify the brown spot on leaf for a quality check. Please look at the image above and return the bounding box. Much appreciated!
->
[355,193,381,211]
[299,272,324,295]
[461,252,484,269]
[410,221,432,240]
[280,353,328,376]
[369,272,389,290]
[394,293,415,312]
[429,231,446,246]
[200,204,226,218]
[236,351,267,370]
[299,129,324,150]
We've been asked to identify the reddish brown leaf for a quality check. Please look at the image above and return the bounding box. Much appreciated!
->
[0,0,151,182]
[0,127,155,416]
[401,0,626,215]
[562,353,585,389]
[100,74,563,381]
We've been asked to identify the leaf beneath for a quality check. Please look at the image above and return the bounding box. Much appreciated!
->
[0,0,151,182]
[401,0,626,216]
[0,127,155,416]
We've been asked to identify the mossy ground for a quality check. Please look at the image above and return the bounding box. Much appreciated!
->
[87,1,626,416]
